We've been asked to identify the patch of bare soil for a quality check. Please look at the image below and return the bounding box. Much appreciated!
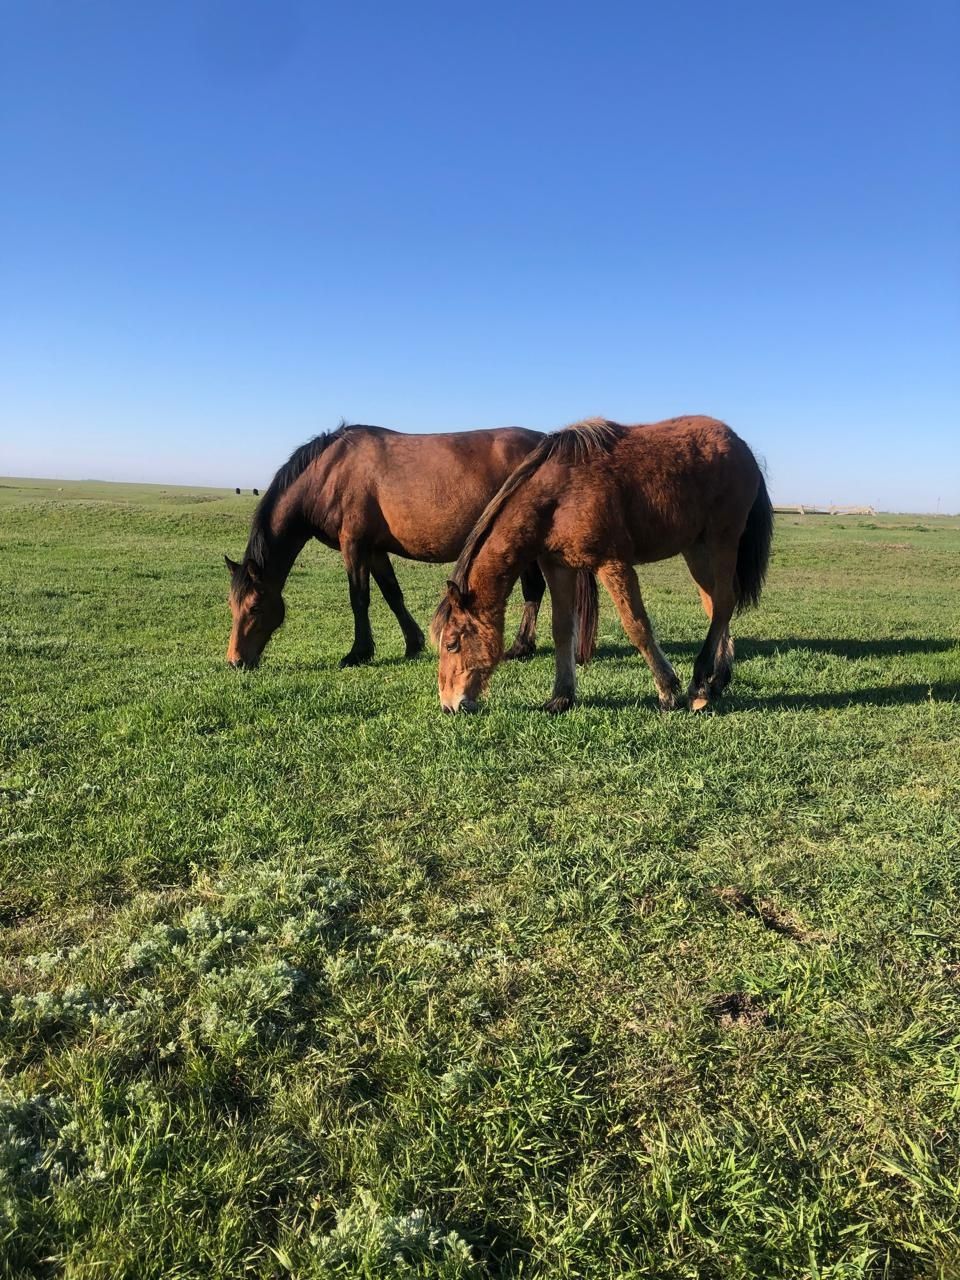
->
[708,991,769,1029]
[712,885,821,943]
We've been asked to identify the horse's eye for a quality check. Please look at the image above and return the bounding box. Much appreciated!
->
[445,637,461,653]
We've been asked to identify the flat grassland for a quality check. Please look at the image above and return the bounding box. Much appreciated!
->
[2,476,959,1279]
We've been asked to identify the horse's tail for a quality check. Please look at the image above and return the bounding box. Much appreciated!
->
[575,570,599,664]
[735,473,774,613]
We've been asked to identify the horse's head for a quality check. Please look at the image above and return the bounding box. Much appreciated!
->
[224,556,285,669]
[431,580,503,713]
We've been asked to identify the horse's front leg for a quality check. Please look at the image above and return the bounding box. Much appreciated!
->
[340,542,375,667]
[504,562,546,661]
[541,563,578,712]
[370,551,425,659]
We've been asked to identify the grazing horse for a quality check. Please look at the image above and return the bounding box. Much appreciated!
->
[225,423,597,670]
[431,416,773,714]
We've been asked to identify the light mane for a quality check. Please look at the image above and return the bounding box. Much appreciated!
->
[430,417,623,643]
[452,417,622,588]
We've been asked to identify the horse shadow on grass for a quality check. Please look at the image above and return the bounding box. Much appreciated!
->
[594,635,958,663]
[580,634,959,712]
[578,681,960,714]
[281,651,434,673]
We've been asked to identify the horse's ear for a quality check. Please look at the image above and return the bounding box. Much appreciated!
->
[243,558,261,584]
[224,555,240,575]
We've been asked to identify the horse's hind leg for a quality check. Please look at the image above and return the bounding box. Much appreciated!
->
[683,546,734,696]
[340,542,375,667]
[541,563,578,712]
[598,561,682,710]
[505,562,545,661]
[370,552,425,658]
[686,544,737,711]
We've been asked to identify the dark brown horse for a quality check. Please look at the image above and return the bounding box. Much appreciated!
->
[432,416,773,713]
[225,423,597,669]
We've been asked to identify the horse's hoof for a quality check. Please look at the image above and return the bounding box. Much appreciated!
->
[404,635,426,659]
[504,642,536,661]
[339,651,374,669]
[689,694,711,713]
[657,674,684,712]
[709,668,732,695]
[543,695,573,714]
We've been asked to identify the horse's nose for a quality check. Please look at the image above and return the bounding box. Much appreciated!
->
[441,695,477,714]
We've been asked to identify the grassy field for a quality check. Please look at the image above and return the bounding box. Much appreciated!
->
[2,474,959,1279]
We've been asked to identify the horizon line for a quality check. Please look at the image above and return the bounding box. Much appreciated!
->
[2,473,956,519]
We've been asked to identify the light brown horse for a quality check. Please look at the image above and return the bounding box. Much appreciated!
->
[432,416,773,714]
[225,423,598,669]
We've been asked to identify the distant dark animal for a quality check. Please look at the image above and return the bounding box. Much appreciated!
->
[225,424,598,669]
[235,487,241,495]
[252,488,259,496]
[432,416,772,714]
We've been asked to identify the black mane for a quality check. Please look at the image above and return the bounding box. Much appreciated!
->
[232,421,360,597]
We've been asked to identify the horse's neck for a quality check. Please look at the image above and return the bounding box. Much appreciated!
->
[470,486,547,619]
[249,486,312,591]
[289,453,342,546]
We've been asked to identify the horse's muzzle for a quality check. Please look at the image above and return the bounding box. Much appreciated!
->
[442,697,479,714]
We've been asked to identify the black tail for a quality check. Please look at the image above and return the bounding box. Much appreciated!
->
[575,570,599,664]
[735,475,773,613]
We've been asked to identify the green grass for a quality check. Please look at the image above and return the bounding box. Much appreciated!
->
[2,475,959,1279]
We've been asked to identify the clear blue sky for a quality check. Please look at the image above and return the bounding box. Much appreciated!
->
[2,1,958,511]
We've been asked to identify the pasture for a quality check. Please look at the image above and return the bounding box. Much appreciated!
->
[1,476,959,1279]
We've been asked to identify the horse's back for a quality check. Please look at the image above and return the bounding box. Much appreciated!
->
[331,425,544,561]
[546,416,763,565]
[620,416,759,480]
[357,425,541,493]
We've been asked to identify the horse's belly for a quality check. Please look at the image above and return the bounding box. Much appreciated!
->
[632,539,687,565]
[630,516,699,563]
[555,496,694,567]
[377,506,486,563]
[368,439,535,563]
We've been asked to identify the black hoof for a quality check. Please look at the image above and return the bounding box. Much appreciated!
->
[658,676,684,712]
[505,641,537,662]
[404,633,426,659]
[543,695,574,714]
[710,667,732,696]
[339,650,374,669]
